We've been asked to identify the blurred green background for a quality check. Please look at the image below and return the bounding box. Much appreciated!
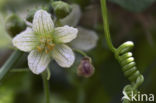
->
[0,0,156,103]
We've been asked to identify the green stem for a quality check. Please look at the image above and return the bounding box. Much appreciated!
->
[77,86,85,103]
[42,72,50,103]
[0,50,23,80]
[46,68,51,80]
[10,68,29,72]
[100,0,116,52]
[73,49,87,57]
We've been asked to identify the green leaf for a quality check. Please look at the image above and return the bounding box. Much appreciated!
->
[109,0,156,12]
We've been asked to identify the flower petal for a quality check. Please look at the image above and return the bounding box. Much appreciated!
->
[54,25,78,43]
[28,50,51,74]
[60,4,81,26]
[33,10,54,35]
[70,27,98,51]
[52,44,75,68]
[12,27,38,52]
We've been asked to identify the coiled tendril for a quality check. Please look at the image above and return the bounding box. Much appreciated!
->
[100,0,144,102]
[115,41,144,103]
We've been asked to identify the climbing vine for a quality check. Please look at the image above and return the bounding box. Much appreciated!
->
[100,0,144,102]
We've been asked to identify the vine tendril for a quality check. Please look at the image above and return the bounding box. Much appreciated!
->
[100,0,116,52]
[115,41,144,103]
[100,0,144,102]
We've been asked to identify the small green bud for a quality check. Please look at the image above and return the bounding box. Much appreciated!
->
[77,57,95,78]
[5,14,26,37]
[52,1,72,19]
[26,10,36,23]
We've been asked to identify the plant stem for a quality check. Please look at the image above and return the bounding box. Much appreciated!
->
[73,49,87,57]
[42,72,50,103]
[100,0,116,52]
[0,50,23,80]
[46,68,51,80]
[77,86,85,103]
[10,68,29,72]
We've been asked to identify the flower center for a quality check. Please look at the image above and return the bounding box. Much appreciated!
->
[36,35,55,54]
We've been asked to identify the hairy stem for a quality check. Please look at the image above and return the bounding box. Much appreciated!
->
[42,72,50,103]
[100,0,116,52]
[0,50,23,80]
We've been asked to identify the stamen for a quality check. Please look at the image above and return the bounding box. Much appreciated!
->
[37,46,43,52]
[47,39,51,43]
[37,35,55,53]
[45,49,49,54]
[47,44,55,50]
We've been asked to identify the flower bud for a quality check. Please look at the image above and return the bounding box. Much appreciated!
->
[26,9,36,23]
[5,14,26,37]
[77,57,95,78]
[52,1,72,19]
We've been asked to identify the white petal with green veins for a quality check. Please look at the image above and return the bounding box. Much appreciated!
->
[28,50,51,74]
[60,4,81,27]
[70,27,98,51]
[54,25,78,43]
[12,27,38,52]
[52,44,75,68]
[33,10,54,35]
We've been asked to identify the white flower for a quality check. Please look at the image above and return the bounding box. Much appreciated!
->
[61,4,98,51]
[13,10,78,74]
